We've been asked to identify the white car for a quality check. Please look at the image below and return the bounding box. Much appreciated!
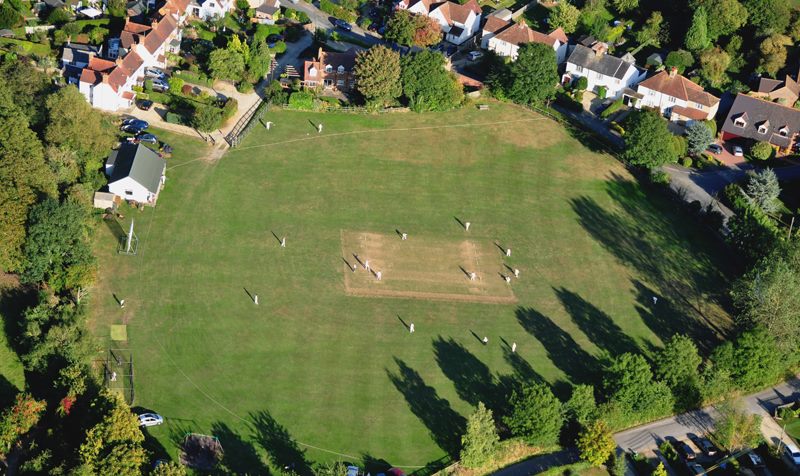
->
[733,145,744,157]
[786,443,800,465]
[138,413,164,427]
[468,50,483,61]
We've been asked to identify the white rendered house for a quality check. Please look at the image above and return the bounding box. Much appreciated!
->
[106,143,166,205]
[636,68,720,123]
[188,0,234,20]
[399,0,481,45]
[563,42,645,99]
[483,19,568,63]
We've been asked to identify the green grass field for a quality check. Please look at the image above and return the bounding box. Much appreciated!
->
[89,103,734,471]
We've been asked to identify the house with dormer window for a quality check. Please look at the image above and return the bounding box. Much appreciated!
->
[563,41,645,100]
[302,47,357,92]
[396,0,480,45]
[721,93,800,154]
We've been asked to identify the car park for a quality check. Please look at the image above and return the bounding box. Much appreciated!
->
[334,19,352,31]
[137,413,164,427]
[137,133,158,144]
[733,145,744,156]
[707,143,722,154]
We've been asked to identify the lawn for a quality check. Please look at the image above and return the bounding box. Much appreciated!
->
[0,274,26,407]
[89,103,734,472]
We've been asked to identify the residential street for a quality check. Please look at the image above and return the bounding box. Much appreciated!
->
[615,377,800,454]
[284,0,382,46]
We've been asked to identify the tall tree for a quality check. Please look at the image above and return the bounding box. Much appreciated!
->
[245,39,271,82]
[685,7,709,52]
[44,86,115,185]
[635,12,666,47]
[412,14,441,47]
[714,399,763,451]
[655,335,702,409]
[758,34,790,77]
[611,0,638,14]
[690,0,748,40]
[0,393,46,458]
[745,168,781,214]
[664,50,694,73]
[0,85,55,272]
[0,59,52,127]
[460,402,499,469]
[622,109,677,168]
[548,2,580,34]
[209,47,245,82]
[384,10,416,46]
[21,198,95,291]
[603,353,674,420]
[686,121,714,155]
[401,50,462,111]
[699,47,731,87]
[576,420,615,466]
[733,242,800,353]
[354,45,402,106]
[744,0,790,36]
[508,43,558,105]
[711,327,783,390]
[504,382,564,447]
[565,384,597,426]
[78,392,148,476]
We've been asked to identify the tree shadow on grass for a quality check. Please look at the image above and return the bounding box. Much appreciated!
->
[554,287,639,357]
[515,307,600,386]
[211,421,270,475]
[0,375,18,409]
[387,357,465,458]
[432,336,502,411]
[249,410,312,476]
[569,175,733,348]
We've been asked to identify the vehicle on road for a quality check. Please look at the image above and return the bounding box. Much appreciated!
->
[746,451,764,468]
[138,413,163,427]
[468,50,483,61]
[136,99,153,111]
[785,443,800,465]
[137,133,158,144]
[334,19,352,31]
[733,145,744,156]
[707,143,722,154]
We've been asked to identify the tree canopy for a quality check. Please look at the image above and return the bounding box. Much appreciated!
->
[78,392,147,476]
[758,34,790,77]
[354,45,402,106]
[686,121,714,155]
[401,50,462,112]
[548,2,580,33]
[744,0,790,36]
[622,109,677,168]
[577,420,615,466]
[603,353,674,421]
[690,0,748,40]
[209,47,245,82]
[508,43,558,105]
[460,402,499,468]
[504,382,563,446]
[685,7,709,52]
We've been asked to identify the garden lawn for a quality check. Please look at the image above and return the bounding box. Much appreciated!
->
[89,103,734,472]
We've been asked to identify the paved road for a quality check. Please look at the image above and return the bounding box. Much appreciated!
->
[491,449,580,476]
[615,377,800,454]
[284,0,382,46]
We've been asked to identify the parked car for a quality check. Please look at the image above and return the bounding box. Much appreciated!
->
[137,413,164,427]
[746,451,764,468]
[334,19,352,31]
[121,124,146,134]
[785,443,800,466]
[468,50,483,61]
[136,99,153,111]
[145,66,166,78]
[122,118,149,129]
[707,143,722,154]
[676,441,697,461]
[697,438,717,457]
[346,466,359,476]
[137,133,158,144]
[687,463,704,475]
[151,80,170,93]
[733,145,744,156]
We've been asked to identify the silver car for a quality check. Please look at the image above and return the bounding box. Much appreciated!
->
[138,413,164,427]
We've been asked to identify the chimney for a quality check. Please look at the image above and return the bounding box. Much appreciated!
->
[669,66,677,78]
[591,42,607,57]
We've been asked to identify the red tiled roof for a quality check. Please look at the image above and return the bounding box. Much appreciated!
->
[483,16,508,34]
[671,105,709,121]
[143,14,178,54]
[88,56,116,72]
[122,91,135,99]
[431,0,478,25]
[639,70,719,107]
[548,27,567,44]
[80,68,102,85]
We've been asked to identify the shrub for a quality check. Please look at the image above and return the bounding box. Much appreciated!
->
[649,170,670,185]
[600,98,624,118]
[751,141,773,161]
[556,92,583,112]
[597,85,607,99]
[609,121,625,135]
[165,112,183,124]
[575,76,588,91]
[681,157,693,168]
[236,81,253,93]
[221,97,238,121]
[271,41,286,54]
[288,91,314,110]
[172,70,213,87]
[319,0,357,23]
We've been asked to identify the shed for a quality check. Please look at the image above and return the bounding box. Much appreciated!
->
[106,143,166,205]
[93,191,120,209]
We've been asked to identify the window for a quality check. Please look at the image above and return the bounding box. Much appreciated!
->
[734,117,746,128]
[337,79,345,86]
[667,96,676,103]
[779,127,789,137]
[325,65,332,73]
[595,72,602,79]
[125,190,133,196]
[615,79,620,84]
[337,65,345,73]
[648,89,655,96]
[694,102,704,110]
[324,79,333,87]
[758,125,768,134]
[576,66,584,73]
